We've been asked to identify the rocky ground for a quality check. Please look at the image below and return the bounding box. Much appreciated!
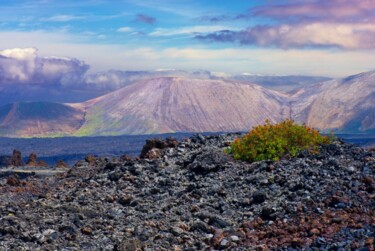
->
[0,133,374,250]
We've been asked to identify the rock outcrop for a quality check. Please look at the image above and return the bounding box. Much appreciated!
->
[26,152,38,166]
[8,149,23,167]
[0,134,374,250]
[139,137,179,159]
[6,174,21,186]
[36,160,48,167]
[56,160,69,169]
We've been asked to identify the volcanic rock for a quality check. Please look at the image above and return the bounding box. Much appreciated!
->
[0,134,374,250]
[252,191,267,204]
[139,137,178,159]
[85,155,96,166]
[25,153,49,167]
[37,160,48,167]
[26,152,38,167]
[8,149,23,167]
[143,148,162,159]
[120,155,132,162]
[56,160,69,168]
[6,175,21,186]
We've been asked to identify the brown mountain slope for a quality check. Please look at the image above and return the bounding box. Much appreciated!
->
[293,71,375,133]
[75,77,290,135]
[0,102,85,137]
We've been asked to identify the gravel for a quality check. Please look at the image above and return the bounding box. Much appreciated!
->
[0,133,374,250]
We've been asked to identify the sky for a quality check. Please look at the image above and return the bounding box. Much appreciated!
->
[0,0,375,80]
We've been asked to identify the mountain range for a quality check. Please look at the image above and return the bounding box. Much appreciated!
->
[0,70,374,137]
[292,70,375,133]
[0,70,330,106]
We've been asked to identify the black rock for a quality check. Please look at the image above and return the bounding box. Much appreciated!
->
[188,150,231,174]
[252,191,267,204]
[261,207,276,221]
[0,134,373,250]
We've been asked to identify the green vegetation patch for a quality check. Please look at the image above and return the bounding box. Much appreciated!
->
[74,107,106,136]
[228,119,332,162]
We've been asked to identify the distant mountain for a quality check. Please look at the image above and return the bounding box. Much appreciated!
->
[0,70,330,106]
[84,70,331,94]
[0,70,373,138]
[84,69,215,89]
[0,102,84,137]
[75,77,290,135]
[294,70,375,133]
[229,75,331,93]
[0,70,217,106]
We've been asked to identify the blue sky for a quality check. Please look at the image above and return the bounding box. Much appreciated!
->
[0,0,375,77]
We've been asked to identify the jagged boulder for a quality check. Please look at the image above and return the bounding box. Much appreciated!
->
[188,149,232,174]
[8,149,23,167]
[25,153,49,167]
[85,155,96,166]
[140,137,178,159]
[26,153,38,167]
[144,148,162,159]
[56,160,69,168]
[6,174,21,186]
[120,155,132,162]
[165,137,179,148]
[37,160,49,167]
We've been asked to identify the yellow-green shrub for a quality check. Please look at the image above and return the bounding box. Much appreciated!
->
[228,119,331,162]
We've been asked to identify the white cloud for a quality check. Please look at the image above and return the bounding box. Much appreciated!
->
[0,47,38,83]
[150,25,237,36]
[0,47,89,85]
[241,22,375,50]
[117,27,133,33]
[0,30,374,78]
[41,15,85,22]
[85,71,123,87]
[0,47,37,60]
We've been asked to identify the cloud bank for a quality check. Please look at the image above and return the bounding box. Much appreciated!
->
[0,47,89,85]
[196,0,375,50]
[0,48,214,90]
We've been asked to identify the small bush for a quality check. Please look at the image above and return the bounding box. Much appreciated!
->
[228,119,331,162]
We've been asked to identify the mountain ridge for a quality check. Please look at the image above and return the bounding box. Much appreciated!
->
[293,70,375,133]
[0,70,374,137]
[76,77,290,136]
[0,102,85,137]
